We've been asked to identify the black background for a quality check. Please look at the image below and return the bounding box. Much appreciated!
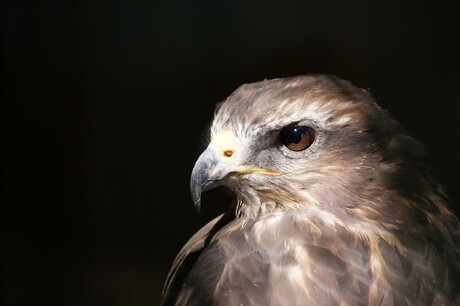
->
[2,1,459,305]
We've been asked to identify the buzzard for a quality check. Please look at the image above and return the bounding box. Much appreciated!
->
[161,75,460,305]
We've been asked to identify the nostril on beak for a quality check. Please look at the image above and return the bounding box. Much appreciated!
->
[223,150,233,157]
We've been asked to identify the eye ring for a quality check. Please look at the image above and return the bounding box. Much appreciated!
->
[281,126,315,151]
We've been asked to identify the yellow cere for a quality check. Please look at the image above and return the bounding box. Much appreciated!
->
[209,130,282,176]
[209,130,236,157]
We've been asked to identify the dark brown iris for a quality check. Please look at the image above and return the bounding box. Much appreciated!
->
[281,126,314,151]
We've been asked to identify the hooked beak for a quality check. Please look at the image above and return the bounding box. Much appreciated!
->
[190,131,281,212]
[190,147,235,212]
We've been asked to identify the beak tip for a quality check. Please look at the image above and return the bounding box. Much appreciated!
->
[190,147,225,214]
[193,200,201,213]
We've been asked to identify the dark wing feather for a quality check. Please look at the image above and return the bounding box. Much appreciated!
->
[160,212,234,306]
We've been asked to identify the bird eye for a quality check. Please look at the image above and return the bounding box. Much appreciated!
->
[281,126,315,151]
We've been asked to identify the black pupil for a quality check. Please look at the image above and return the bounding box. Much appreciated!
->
[285,127,306,144]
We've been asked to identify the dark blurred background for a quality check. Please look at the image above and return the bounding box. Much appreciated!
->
[2,1,459,305]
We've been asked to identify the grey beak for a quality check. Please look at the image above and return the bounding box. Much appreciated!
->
[190,148,235,212]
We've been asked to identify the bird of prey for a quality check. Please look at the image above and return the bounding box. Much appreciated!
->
[161,74,460,305]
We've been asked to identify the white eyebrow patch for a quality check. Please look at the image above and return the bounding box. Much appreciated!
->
[303,101,332,123]
[303,101,352,127]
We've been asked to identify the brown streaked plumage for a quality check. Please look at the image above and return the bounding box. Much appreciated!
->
[161,74,460,306]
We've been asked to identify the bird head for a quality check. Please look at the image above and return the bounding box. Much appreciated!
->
[191,75,436,221]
